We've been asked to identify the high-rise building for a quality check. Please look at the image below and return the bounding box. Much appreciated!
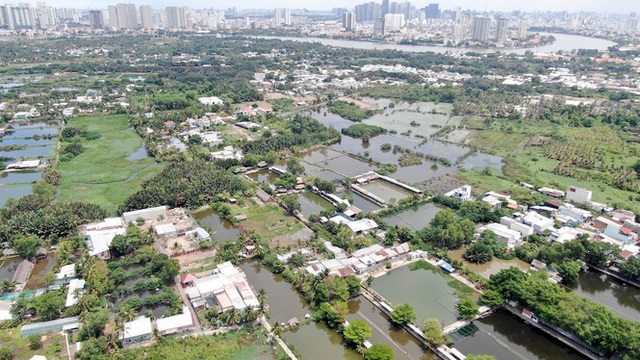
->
[381,0,389,16]
[166,6,187,28]
[452,23,464,43]
[383,13,404,34]
[343,12,356,31]
[109,3,137,29]
[518,22,528,39]
[89,10,104,29]
[355,2,380,22]
[626,17,638,33]
[471,16,490,42]
[283,8,292,25]
[374,16,384,36]
[454,6,461,22]
[274,8,282,26]
[36,3,56,29]
[425,3,439,19]
[495,17,508,42]
[0,4,37,30]
[140,5,153,29]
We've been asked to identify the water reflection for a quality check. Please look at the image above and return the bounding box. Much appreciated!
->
[569,269,640,322]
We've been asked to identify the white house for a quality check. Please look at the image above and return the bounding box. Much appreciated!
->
[522,211,555,234]
[119,317,152,345]
[500,217,534,238]
[153,223,177,239]
[156,306,194,335]
[559,204,592,224]
[123,206,168,224]
[198,96,224,106]
[566,186,592,204]
[445,185,472,201]
[86,228,126,260]
[65,279,86,308]
[484,223,522,249]
[55,264,77,285]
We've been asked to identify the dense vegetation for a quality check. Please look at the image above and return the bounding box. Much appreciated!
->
[341,123,387,138]
[485,267,640,359]
[119,161,247,211]
[328,101,376,121]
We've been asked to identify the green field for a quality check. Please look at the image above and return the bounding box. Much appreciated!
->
[0,327,65,360]
[461,120,640,213]
[57,115,164,214]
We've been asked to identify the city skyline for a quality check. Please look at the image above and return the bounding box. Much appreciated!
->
[1,0,638,14]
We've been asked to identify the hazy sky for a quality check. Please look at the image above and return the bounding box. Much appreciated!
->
[22,0,640,13]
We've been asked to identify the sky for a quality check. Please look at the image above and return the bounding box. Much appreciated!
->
[17,0,640,14]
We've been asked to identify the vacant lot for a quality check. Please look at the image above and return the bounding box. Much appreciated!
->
[57,115,163,213]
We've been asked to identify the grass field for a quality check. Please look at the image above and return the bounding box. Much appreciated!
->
[461,120,640,213]
[57,115,164,214]
[229,201,305,239]
[0,327,66,360]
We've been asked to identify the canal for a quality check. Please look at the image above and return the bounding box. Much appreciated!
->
[568,268,640,323]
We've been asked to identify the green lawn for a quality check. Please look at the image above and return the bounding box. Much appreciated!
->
[57,115,164,214]
[0,327,66,360]
[229,201,304,239]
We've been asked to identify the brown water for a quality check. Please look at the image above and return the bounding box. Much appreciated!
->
[360,181,412,205]
[25,255,56,290]
[449,248,531,279]
[192,207,241,242]
[297,192,333,219]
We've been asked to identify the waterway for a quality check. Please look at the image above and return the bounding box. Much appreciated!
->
[382,203,444,231]
[192,208,241,242]
[360,181,412,205]
[257,33,616,55]
[568,268,640,323]
[454,309,586,360]
[238,261,360,359]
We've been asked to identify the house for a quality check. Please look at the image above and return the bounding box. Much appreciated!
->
[211,146,243,161]
[500,217,534,238]
[35,248,48,259]
[200,131,223,147]
[558,204,592,224]
[20,317,80,337]
[0,301,13,321]
[256,188,273,203]
[329,216,378,236]
[566,186,592,204]
[198,96,224,106]
[156,306,194,336]
[236,107,256,116]
[437,260,455,273]
[483,223,522,249]
[153,223,177,239]
[180,274,198,287]
[86,228,126,260]
[120,317,152,345]
[65,279,86,308]
[12,260,35,292]
[543,199,564,209]
[595,216,639,244]
[186,227,211,242]
[123,206,168,224]
[444,185,472,201]
[521,211,554,234]
[538,187,565,198]
[5,160,41,170]
[55,264,77,285]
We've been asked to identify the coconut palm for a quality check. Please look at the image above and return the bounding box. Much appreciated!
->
[119,306,138,323]
[272,322,285,337]
[1,280,16,294]
[225,308,242,325]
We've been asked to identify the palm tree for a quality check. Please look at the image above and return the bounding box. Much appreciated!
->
[257,289,267,315]
[225,308,241,325]
[1,280,16,294]
[119,306,138,323]
[272,322,285,337]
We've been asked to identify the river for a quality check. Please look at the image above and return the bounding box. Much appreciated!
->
[256,33,615,55]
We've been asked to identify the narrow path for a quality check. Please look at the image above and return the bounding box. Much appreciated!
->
[356,310,416,360]
[260,316,297,360]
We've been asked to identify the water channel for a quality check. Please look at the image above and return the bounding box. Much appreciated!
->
[257,33,616,55]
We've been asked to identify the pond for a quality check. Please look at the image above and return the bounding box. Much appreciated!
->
[382,203,444,231]
[568,269,640,323]
[371,265,459,327]
[0,257,21,283]
[365,102,463,137]
[340,190,382,213]
[0,144,54,159]
[25,254,56,290]
[126,143,149,161]
[0,171,42,184]
[0,184,33,207]
[454,309,586,360]
[359,181,412,205]
[246,169,280,184]
[449,248,531,279]
[192,208,241,242]
[297,192,333,219]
